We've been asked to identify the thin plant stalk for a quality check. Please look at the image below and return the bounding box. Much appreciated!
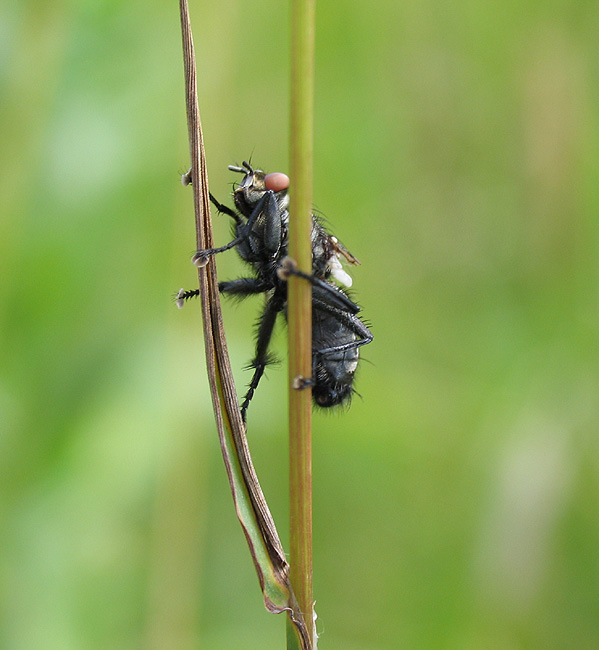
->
[288,0,316,647]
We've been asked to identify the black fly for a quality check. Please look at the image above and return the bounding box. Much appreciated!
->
[177,161,372,421]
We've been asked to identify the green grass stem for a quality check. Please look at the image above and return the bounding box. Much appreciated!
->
[288,0,316,647]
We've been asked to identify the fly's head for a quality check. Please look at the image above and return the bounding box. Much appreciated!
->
[229,161,290,219]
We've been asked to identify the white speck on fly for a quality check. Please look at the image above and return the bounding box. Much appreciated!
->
[328,253,353,287]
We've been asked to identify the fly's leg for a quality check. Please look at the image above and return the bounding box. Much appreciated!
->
[209,193,243,224]
[277,257,360,314]
[191,237,248,267]
[174,287,200,308]
[175,278,270,308]
[181,168,242,225]
[293,376,315,390]
[218,278,271,297]
[176,277,277,421]
[191,191,278,267]
[240,293,285,421]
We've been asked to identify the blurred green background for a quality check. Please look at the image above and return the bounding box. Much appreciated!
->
[2,1,598,648]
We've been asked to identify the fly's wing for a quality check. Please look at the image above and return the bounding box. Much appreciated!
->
[327,235,360,288]
[330,236,360,266]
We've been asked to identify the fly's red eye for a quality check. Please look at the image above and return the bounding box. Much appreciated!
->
[264,172,289,192]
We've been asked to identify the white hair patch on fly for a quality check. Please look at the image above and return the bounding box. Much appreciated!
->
[328,252,353,287]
